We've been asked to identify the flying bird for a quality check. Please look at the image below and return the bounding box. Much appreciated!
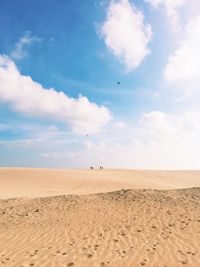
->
[117,81,120,86]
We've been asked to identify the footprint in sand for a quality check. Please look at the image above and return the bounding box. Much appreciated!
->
[181,260,189,264]
[94,244,99,250]
[67,263,74,266]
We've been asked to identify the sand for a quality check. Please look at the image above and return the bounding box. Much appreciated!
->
[0,168,200,266]
[1,168,200,199]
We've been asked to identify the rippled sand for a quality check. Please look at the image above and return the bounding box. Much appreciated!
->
[0,168,200,266]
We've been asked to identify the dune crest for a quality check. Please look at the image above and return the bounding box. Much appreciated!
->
[1,168,200,199]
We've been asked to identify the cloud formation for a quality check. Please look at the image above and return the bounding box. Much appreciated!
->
[145,0,186,27]
[101,0,152,71]
[0,55,112,134]
[82,109,200,169]
[1,106,200,169]
[139,110,200,146]
[165,16,200,84]
[10,31,42,60]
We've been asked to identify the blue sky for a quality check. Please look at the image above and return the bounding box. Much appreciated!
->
[1,0,200,169]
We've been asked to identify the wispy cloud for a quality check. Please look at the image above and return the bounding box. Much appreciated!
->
[10,31,42,60]
[1,108,200,169]
[0,123,10,132]
[145,0,186,28]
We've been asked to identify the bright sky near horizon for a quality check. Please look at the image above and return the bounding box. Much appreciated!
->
[0,0,200,169]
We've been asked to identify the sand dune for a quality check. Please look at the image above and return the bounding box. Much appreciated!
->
[0,168,200,199]
[1,188,200,266]
[0,168,200,266]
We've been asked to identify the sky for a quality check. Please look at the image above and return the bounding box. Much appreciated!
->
[0,0,200,169]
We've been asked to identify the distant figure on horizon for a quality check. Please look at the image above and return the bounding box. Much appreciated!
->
[90,166,93,170]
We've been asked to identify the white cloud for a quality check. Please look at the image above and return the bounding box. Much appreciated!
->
[101,0,152,71]
[0,55,112,135]
[0,124,74,149]
[81,109,200,169]
[10,31,42,60]
[165,16,200,84]
[1,108,200,169]
[139,110,200,146]
[145,0,186,27]
[113,121,126,128]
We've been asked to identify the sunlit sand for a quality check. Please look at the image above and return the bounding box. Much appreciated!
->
[0,168,200,266]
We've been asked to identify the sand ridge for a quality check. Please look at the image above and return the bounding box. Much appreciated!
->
[0,188,200,266]
[1,168,200,199]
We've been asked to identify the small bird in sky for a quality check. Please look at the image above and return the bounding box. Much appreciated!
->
[117,81,120,86]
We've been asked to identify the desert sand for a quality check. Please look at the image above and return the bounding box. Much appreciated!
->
[0,168,200,266]
[1,168,200,199]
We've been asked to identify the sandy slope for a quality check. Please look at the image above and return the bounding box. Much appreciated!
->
[0,168,200,266]
[0,168,200,199]
[0,188,200,266]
